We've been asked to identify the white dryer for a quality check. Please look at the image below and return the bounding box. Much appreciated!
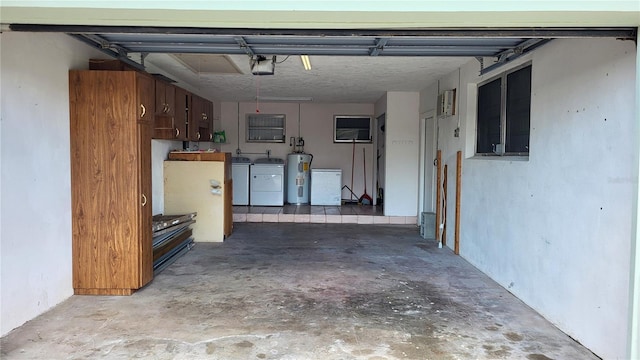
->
[250,158,285,206]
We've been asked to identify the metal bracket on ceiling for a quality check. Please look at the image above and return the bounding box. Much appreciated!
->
[234,36,255,57]
[84,33,131,59]
[481,38,551,75]
[140,53,149,67]
[497,51,511,63]
[475,57,484,73]
[81,34,111,50]
[369,38,389,56]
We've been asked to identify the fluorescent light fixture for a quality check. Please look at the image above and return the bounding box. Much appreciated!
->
[300,55,311,70]
[256,96,313,102]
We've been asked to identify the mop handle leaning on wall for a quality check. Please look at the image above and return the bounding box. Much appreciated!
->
[439,164,448,249]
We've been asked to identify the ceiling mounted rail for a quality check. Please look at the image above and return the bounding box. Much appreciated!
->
[12,24,634,74]
[8,24,638,40]
[64,31,554,58]
[233,36,255,57]
[369,38,389,56]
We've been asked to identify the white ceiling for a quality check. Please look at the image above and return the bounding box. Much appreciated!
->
[144,53,472,103]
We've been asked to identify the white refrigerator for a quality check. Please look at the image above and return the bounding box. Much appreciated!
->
[310,169,342,206]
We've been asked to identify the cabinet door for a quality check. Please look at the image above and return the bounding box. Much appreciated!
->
[137,73,154,287]
[174,87,189,141]
[153,80,178,139]
[138,74,155,123]
[71,71,145,294]
[203,100,214,142]
[137,120,154,287]
[192,96,212,142]
[189,95,203,141]
[155,79,175,117]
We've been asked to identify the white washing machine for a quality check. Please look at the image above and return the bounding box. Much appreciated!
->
[250,158,285,206]
[232,157,251,205]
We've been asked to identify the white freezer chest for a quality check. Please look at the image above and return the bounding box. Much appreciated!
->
[311,169,342,206]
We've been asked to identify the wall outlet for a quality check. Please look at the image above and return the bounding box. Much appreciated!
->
[454,127,460,137]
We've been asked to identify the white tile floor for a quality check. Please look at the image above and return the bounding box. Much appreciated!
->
[233,204,418,225]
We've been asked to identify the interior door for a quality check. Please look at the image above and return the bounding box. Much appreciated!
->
[422,113,437,213]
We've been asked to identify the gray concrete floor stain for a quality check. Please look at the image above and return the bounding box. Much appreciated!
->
[1,223,597,360]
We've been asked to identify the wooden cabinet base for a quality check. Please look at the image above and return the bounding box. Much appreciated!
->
[74,288,136,296]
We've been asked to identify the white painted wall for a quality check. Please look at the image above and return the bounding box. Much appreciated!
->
[0,32,104,335]
[426,38,637,359]
[0,32,185,336]
[631,37,640,360]
[382,92,420,216]
[151,140,181,215]
[219,101,374,201]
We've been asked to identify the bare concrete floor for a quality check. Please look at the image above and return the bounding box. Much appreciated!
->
[2,224,597,360]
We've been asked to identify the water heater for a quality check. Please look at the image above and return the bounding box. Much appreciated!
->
[287,153,313,204]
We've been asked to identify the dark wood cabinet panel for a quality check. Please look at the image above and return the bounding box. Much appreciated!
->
[155,79,175,117]
[153,80,178,139]
[190,94,213,142]
[173,87,189,141]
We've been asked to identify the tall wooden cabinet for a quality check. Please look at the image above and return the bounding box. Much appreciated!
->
[69,70,154,295]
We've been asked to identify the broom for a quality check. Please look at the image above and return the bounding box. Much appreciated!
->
[359,148,373,205]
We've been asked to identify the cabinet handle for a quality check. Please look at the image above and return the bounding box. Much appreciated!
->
[175,128,180,137]
[209,133,213,141]
[140,104,146,118]
[163,104,169,113]
[166,104,171,113]
[141,194,147,207]
[197,132,201,140]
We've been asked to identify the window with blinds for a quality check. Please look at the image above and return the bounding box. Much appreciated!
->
[246,114,286,143]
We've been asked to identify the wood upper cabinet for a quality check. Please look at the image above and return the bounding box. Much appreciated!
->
[189,95,203,141]
[155,79,175,117]
[203,99,214,142]
[190,94,214,142]
[173,86,189,141]
[153,80,179,139]
[69,70,154,295]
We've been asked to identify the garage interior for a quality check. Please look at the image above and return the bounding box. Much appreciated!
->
[1,3,639,360]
